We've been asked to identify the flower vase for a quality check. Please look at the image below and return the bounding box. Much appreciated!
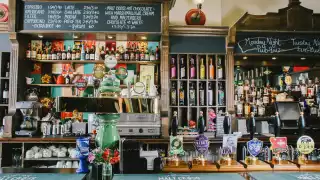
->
[95,114,120,150]
[102,162,112,180]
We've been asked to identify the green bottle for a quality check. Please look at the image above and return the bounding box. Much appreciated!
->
[198,111,205,134]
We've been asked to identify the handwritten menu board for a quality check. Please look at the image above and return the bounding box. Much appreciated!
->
[236,35,320,55]
[23,2,161,32]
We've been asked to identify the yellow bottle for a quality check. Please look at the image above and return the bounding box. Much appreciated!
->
[209,58,215,79]
[200,58,205,79]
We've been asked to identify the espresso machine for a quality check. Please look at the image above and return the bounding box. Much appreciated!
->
[15,101,42,137]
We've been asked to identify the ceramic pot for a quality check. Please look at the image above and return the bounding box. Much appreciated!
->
[185,5,206,25]
[95,113,120,150]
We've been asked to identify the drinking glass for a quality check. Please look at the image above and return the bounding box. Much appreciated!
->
[12,148,22,167]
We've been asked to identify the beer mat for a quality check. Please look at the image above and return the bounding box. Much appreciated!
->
[249,172,320,180]
[114,173,245,180]
[0,173,85,180]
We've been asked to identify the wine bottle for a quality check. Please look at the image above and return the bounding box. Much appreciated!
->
[179,83,185,106]
[171,83,177,106]
[100,46,105,60]
[217,57,223,79]
[85,47,90,60]
[60,47,65,60]
[155,46,160,61]
[135,48,140,61]
[47,49,52,60]
[208,82,213,106]
[95,45,100,61]
[65,72,71,84]
[130,48,135,60]
[2,82,8,104]
[169,111,178,136]
[31,46,37,61]
[26,43,31,60]
[209,58,215,79]
[199,83,205,106]
[51,49,57,60]
[200,58,205,79]
[67,46,72,60]
[71,45,76,60]
[90,46,95,60]
[80,44,85,61]
[150,50,155,61]
[36,49,42,60]
[180,58,186,79]
[75,46,81,60]
[124,48,130,60]
[198,111,205,134]
[189,83,196,106]
[190,58,196,79]
[171,58,176,79]
[4,62,9,78]
[218,82,225,106]
[145,48,150,61]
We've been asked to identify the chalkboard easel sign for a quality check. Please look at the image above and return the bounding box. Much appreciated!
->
[23,2,161,33]
[236,34,320,55]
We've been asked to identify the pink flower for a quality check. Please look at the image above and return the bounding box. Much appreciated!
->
[88,152,95,163]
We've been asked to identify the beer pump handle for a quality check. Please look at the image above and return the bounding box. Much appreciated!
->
[250,112,256,139]
[299,112,305,136]
[275,112,281,137]
[223,112,231,134]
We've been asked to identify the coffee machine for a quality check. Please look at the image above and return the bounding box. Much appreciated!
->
[15,101,42,137]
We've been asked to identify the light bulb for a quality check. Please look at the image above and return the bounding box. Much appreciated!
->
[193,0,204,5]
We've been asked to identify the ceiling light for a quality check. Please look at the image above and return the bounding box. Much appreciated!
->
[243,56,248,60]
[193,0,204,4]
[38,34,43,38]
[73,35,78,39]
[107,35,113,39]
[141,36,147,40]
[301,57,306,60]
[272,57,277,60]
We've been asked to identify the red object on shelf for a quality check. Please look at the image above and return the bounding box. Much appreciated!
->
[0,3,8,22]
[185,4,206,25]
[293,66,309,72]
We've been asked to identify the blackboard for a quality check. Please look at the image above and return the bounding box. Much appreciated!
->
[23,2,161,32]
[236,35,320,55]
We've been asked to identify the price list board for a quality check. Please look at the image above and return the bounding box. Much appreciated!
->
[23,2,161,32]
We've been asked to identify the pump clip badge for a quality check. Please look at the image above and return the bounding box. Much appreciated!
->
[247,138,263,157]
[297,135,315,155]
[270,137,287,154]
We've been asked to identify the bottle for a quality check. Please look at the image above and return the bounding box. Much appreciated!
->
[124,48,130,60]
[80,45,85,60]
[190,58,196,79]
[90,46,95,60]
[217,57,223,79]
[100,46,105,60]
[26,43,31,60]
[150,51,155,61]
[67,46,72,60]
[145,48,150,61]
[244,102,251,117]
[180,58,186,79]
[189,83,196,106]
[115,47,120,60]
[199,83,205,106]
[60,47,65,60]
[31,46,37,61]
[209,58,215,79]
[47,49,52,60]
[2,82,8,104]
[85,47,90,60]
[106,47,110,56]
[75,46,81,60]
[65,72,71,84]
[218,82,225,106]
[51,49,57,60]
[36,49,42,60]
[307,79,314,98]
[198,111,205,134]
[41,48,47,60]
[208,82,213,106]
[169,111,178,136]
[171,83,177,106]
[170,58,176,79]
[130,48,135,60]
[140,48,145,61]
[200,58,205,79]
[179,83,185,106]
[71,45,76,60]
[4,62,9,78]
[95,45,100,61]
[135,48,140,61]
[155,46,160,61]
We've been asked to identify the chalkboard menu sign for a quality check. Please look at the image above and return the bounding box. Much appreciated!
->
[23,2,161,32]
[236,34,320,55]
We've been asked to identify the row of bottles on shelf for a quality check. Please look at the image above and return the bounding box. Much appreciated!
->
[170,56,224,80]
[26,42,160,61]
[170,81,225,106]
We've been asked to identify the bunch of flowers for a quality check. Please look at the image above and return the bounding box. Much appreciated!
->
[88,148,120,165]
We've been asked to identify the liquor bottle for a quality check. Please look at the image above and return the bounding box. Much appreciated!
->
[257,101,265,117]
[169,111,178,136]
[140,48,145,61]
[198,111,205,134]
[36,49,42,60]
[218,82,225,106]
[208,82,213,106]
[110,47,115,57]
[145,48,150,61]
[244,101,251,117]
[80,45,85,60]
[95,45,100,61]
[155,46,160,61]
[4,62,9,78]
[199,83,205,106]
[236,97,243,117]
[26,43,31,60]
[51,49,57,60]
[170,58,176,79]
[190,58,196,79]
[307,79,314,98]
[75,46,81,60]
[100,46,105,60]
[2,82,8,104]
[67,46,72,60]
[41,46,47,60]
[150,51,155,61]
[60,47,65,60]
[115,47,120,60]
[130,48,135,60]
[200,58,205,79]
[217,57,223,79]
[301,79,307,98]
[124,48,130,60]
[180,58,186,79]
[189,83,196,106]
[209,58,215,79]
[85,47,90,60]
[65,72,71,84]
[31,46,37,61]
[171,83,177,106]
[315,77,320,105]
[135,48,140,61]
[90,46,95,60]
[47,49,52,60]
[179,83,185,106]
[71,45,76,60]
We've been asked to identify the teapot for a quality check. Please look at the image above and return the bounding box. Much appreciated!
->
[54,75,65,84]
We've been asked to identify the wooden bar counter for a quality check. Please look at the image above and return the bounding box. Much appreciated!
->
[289,160,320,171]
[240,160,272,171]
[217,160,246,172]
[266,160,299,171]
[163,161,218,173]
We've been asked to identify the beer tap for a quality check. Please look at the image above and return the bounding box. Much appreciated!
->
[223,112,231,134]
